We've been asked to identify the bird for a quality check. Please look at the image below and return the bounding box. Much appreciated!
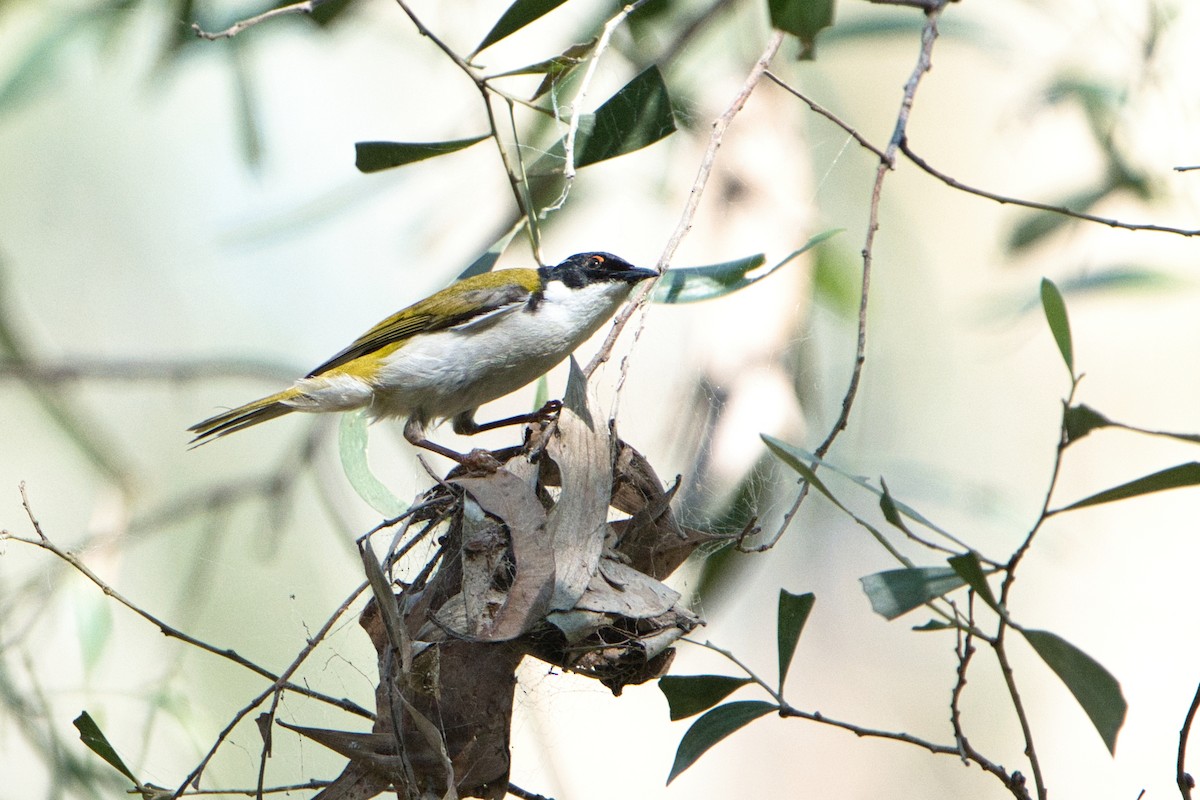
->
[189,252,657,462]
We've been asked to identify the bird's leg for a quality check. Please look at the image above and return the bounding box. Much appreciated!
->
[451,400,563,436]
[403,417,469,463]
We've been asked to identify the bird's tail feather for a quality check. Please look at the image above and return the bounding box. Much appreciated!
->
[188,388,300,446]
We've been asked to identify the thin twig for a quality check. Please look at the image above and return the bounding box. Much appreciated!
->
[993,627,1046,800]
[0,357,297,384]
[8,485,369,719]
[763,2,947,551]
[1006,377,1079,576]
[686,637,1028,795]
[390,0,549,257]
[1178,682,1200,800]
[192,0,328,40]
[184,779,332,795]
[900,139,1200,238]
[562,3,648,182]
[763,71,889,162]
[176,580,370,798]
[585,30,786,379]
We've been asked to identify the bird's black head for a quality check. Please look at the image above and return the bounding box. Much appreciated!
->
[541,252,658,289]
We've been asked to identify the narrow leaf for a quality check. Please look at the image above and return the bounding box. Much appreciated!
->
[355,136,489,173]
[667,701,775,784]
[338,410,407,517]
[659,675,753,721]
[1040,277,1073,375]
[73,712,139,785]
[652,231,839,304]
[653,254,764,304]
[777,590,815,692]
[913,619,954,632]
[1063,404,1200,447]
[947,552,1000,612]
[1064,404,1112,444]
[575,66,675,168]
[762,440,954,539]
[768,0,836,59]
[1021,629,1126,754]
[1056,462,1200,512]
[473,0,569,55]
[859,567,966,620]
[761,435,846,512]
[878,479,912,535]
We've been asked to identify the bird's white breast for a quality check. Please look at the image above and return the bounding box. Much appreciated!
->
[368,279,633,423]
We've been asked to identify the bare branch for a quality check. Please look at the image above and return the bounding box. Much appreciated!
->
[192,0,328,41]
[764,1,949,551]
[1178,682,1200,800]
[585,30,786,379]
[7,486,370,720]
[901,139,1200,238]
[763,70,889,162]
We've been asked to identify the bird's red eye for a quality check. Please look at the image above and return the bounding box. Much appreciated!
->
[591,255,605,266]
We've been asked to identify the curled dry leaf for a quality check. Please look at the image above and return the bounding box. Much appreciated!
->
[297,367,717,798]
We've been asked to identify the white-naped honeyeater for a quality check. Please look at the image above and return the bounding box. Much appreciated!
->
[189,252,657,462]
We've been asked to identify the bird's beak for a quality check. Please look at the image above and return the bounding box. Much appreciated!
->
[616,265,660,285]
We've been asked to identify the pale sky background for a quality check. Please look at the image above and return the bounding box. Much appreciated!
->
[2,1,1200,798]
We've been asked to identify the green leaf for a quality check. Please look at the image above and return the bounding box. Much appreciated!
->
[652,231,839,304]
[762,438,955,540]
[1056,462,1200,513]
[577,66,676,168]
[487,39,597,101]
[859,567,966,620]
[1063,404,1200,447]
[535,66,675,171]
[653,254,764,303]
[760,435,846,512]
[1064,404,1112,444]
[1021,629,1126,754]
[878,479,911,535]
[947,552,1000,613]
[667,701,775,784]
[769,0,836,59]
[659,675,754,721]
[913,619,954,632]
[355,136,489,173]
[338,410,407,517]
[73,712,140,786]
[473,0,569,55]
[1040,277,1073,375]
[777,590,815,692]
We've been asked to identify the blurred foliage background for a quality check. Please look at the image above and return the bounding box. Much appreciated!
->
[2,0,1200,798]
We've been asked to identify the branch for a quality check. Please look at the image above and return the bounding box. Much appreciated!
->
[689,636,1030,796]
[763,1,949,551]
[1179,682,1200,800]
[5,485,371,721]
[192,0,328,40]
[0,357,297,385]
[585,30,786,379]
[993,628,1047,800]
[176,580,370,798]
[763,70,889,162]
[900,139,1200,238]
